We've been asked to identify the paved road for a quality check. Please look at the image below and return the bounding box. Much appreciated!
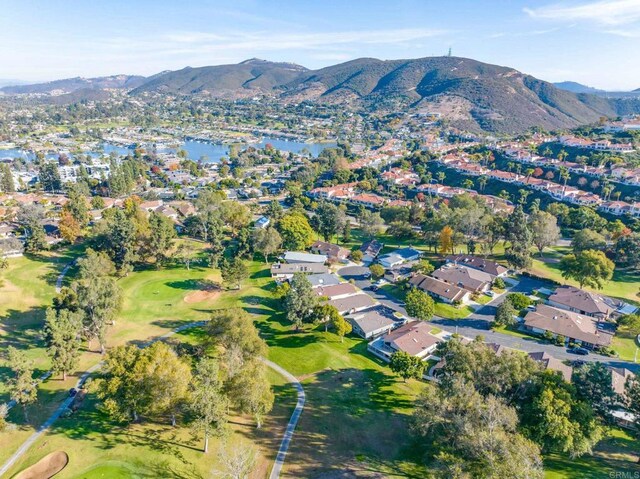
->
[263,359,305,479]
[339,267,640,373]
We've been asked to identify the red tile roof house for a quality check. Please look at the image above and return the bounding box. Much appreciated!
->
[523,304,614,350]
[310,240,350,263]
[547,286,617,320]
[431,264,494,293]
[409,274,472,305]
[368,321,442,362]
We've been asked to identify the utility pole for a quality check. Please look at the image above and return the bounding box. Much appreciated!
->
[447,47,452,57]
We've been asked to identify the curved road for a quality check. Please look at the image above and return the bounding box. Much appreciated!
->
[1,261,305,478]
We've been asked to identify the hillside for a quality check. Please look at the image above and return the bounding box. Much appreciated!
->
[0,75,146,95]
[4,56,640,133]
[554,81,604,94]
[131,58,307,97]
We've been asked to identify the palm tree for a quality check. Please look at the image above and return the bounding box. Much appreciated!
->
[437,171,446,183]
[478,175,488,192]
[462,179,474,189]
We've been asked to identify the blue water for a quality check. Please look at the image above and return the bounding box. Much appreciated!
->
[0,138,335,163]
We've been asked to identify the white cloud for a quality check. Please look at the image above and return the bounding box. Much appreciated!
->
[525,0,640,26]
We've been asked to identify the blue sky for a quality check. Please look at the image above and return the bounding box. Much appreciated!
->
[0,0,638,90]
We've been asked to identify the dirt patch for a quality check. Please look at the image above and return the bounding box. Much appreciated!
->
[13,451,68,479]
[184,290,221,303]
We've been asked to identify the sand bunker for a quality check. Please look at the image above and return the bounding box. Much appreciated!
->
[184,289,221,303]
[13,451,68,479]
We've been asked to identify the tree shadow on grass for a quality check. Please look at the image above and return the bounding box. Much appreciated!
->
[252,367,424,477]
[166,279,220,291]
[0,306,48,352]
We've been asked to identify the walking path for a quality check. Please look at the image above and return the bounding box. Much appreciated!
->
[3,261,305,478]
[262,359,305,479]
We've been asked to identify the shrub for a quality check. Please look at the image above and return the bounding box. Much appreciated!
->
[493,277,506,290]
[350,250,363,263]
[506,292,532,311]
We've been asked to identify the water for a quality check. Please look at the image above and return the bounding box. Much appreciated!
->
[0,138,336,163]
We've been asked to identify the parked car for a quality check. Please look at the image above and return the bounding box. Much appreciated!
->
[484,290,496,297]
[371,279,388,291]
[568,347,589,356]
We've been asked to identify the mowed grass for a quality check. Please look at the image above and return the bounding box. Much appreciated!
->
[529,247,640,305]
[544,428,640,478]
[4,332,298,479]
[216,261,430,477]
[2,250,299,479]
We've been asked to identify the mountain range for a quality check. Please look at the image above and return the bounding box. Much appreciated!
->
[3,57,640,134]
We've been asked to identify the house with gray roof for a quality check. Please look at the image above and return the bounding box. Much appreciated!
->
[431,264,493,292]
[282,251,328,264]
[270,262,328,281]
[346,306,401,339]
[548,286,617,320]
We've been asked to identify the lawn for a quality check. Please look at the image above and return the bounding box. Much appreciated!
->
[434,302,475,319]
[1,249,299,479]
[544,428,640,478]
[529,247,640,305]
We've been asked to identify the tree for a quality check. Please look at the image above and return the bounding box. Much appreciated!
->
[91,208,138,273]
[219,201,251,234]
[390,351,425,381]
[624,375,640,438]
[190,358,228,453]
[572,229,606,253]
[6,347,38,421]
[145,212,176,265]
[228,360,274,428]
[278,212,314,250]
[38,161,62,192]
[572,363,617,421]
[17,203,47,252]
[44,307,82,380]
[74,275,122,353]
[521,372,603,458]
[284,273,317,329]
[405,288,435,321]
[411,259,435,275]
[140,342,192,426]
[214,442,257,479]
[220,257,248,290]
[0,163,15,193]
[506,292,532,311]
[252,227,282,264]
[175,241,198,270]
[95,345,146,422]
[439,225,454,255]
[412,379,544,478]
[358,210,383,238]
[369,263,385,279]
[504,206,533,271]
[63,184,90,227]
[311,201,345,241]
[350,249,363,263]
[560,249,614,289]
[78,248,116,281]
[494,298,517,328]
[617,313,640,337]
[0,404,9,432]
[59,210,81,243]
[529,210,560,255]
[207,309,268,361]
[615,233,640,271]
[330,313,352,342]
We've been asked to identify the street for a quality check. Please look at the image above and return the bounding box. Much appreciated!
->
[338,267,640,373]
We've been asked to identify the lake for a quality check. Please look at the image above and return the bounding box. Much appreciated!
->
[0,138,336,163]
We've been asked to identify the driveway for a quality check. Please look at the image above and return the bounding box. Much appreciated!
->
[348,270,640,373]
